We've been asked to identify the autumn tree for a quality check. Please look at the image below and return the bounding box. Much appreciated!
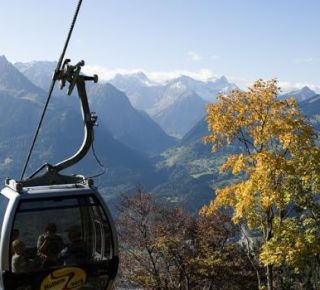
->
[116,189,165,289]
[116,189,257,289]
[195,211,258,289]
[202,79,320,289]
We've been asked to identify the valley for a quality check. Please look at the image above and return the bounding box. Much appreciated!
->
[0,55,318,213]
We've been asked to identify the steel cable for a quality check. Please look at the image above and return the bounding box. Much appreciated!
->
[20,0,83,180]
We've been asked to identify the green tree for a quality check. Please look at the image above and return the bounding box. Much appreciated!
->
[202,79,320,289]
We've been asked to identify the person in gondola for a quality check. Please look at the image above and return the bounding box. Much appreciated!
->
[37,223,64,268]
[11,239,31,273]
[59,225,88,265]
[10,228,20,256]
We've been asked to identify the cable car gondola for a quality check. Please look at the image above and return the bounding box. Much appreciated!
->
[0,58,119,289]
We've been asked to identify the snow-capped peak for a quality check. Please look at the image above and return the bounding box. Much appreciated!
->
[111,71,155,87]
[281,85,316,102]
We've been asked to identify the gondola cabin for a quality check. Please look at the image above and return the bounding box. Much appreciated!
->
[0,57,119,289]
[0,178,118,290]
[0,180,118,290]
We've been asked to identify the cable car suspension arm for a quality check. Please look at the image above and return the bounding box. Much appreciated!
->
[18,59,98,187]
[53,59,98,172]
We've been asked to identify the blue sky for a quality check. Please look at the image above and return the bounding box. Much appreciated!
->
[1,0,320,90]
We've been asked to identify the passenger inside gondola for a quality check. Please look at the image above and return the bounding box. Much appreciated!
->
[37,223,64,267]
[59,225,88,265]
[11,240,32,273]
[10,229,20,255]
[10,195,114,276]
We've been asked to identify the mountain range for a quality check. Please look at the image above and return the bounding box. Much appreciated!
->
[14,61,239,138]
[147,80,206,137]
[109,72,162,110]
[109,73,238,137]
[0,56,164,201]
[88,83,176,154]
[14,60,57,93]
[1,55,318,212]
[280,86,316,102]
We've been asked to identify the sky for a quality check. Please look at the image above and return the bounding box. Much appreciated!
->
[1,0,320,91]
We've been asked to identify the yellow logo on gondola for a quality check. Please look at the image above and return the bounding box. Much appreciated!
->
[40,267,87,290]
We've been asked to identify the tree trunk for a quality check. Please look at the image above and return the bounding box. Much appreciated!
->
[265,209,274,290]
[266,264,273,290]
[241,225,262,289]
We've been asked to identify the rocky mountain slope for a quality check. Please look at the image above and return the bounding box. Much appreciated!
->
[0,56,163,202]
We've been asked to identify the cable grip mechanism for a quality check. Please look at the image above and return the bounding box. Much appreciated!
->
[19,59,99,187]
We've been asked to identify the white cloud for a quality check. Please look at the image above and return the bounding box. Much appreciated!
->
[224,78,320,93]
[233,79,320,93]
[83,65,320,94]
[278,81,320,93]
[83,65,218,83]
[83,66,144,81]
[148,69,217,83]
[294,57,320,64]
[226,75,249,89]
[187,51,202,61]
